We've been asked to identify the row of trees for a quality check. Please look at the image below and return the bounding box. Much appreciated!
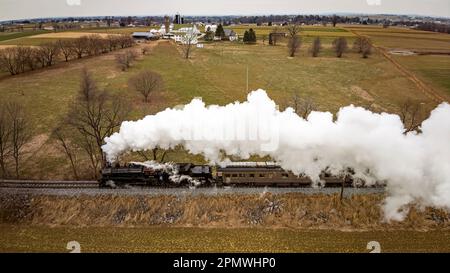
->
[0,34,134,75]
[0,102,32,179]
[415,22,450,34]
[331,37,372,58]
[284,25,372,59]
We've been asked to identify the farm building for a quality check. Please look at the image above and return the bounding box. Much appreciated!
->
[177,25,201,35]
[132,32,158,40]
[224,29,239,41]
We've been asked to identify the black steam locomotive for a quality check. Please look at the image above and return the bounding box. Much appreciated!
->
[99,162,354,188]
[100,162,213,188]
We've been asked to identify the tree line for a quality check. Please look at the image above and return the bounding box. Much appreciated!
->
[235,24,372,59]
[284,25,372,59]
[0,34,134,76]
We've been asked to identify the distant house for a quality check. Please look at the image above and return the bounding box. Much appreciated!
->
[158,23,174,35]
[223,29,238,41]
[162,33,175,39]
[172,25,201,45]
[269,32,286,45]
[173,32,199,45]
[204,24,217,33]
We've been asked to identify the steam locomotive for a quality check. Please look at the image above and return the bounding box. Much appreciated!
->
[99,162,354,188]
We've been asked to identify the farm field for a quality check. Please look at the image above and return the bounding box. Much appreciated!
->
[392,55,450,96]
[0,25,447,179]
[346,25,450,97]
[345,24,450,51]
[0,28,139,46]
[0,31,121,46]
[1,225,449,253]
[0,30,51,42]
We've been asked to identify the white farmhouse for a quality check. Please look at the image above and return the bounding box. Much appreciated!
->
[204,24,217,33]
[172,25,200,45]
[177,25,201,35]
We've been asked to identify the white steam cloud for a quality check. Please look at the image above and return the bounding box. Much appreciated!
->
[102,89,450,221]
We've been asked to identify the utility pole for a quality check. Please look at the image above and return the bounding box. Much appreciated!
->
[246,65,249,92]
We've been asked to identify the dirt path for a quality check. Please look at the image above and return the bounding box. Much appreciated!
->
[348,29,447,103]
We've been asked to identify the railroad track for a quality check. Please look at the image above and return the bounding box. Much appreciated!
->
[0,180,99,189]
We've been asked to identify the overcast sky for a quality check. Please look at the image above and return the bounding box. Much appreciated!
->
[1,0,449,21]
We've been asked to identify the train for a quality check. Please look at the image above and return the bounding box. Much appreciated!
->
[99,161,355,188]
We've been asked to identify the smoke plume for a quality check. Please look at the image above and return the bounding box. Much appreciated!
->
[102,89,450,221]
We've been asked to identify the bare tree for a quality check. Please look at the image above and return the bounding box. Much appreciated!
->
[86,34,103,56]
[129,70,163,103]
[57,39,74,62]
[262,34,267,45]
[353,36,372,58]
[287,24,301,57]
[361,42,372,59]
[0,47,21,75]
[353,37,365,53]
[180,31,197,59]
[138,148,168,163]
[71,36,89,59]
[0,104,11,177]
[66,68,130,177]
[332,37,348,58]
[117,34,135,49]
[141,46,151,55]
[7,102,32,179]
[115,49,137,71]
[14,47,31,73]
[23,47,39,70]
[399,100,425,134]
[53,126,79,179]
[106,35,120,51]
[310,37,322,57]
[290,91,316,119]
[269,26,281,46]
[331,15,338,27]
[37,42,60,66]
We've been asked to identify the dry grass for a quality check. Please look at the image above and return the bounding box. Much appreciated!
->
[0,45,18,49]
[1,192,449,252]
[1,193,449,230]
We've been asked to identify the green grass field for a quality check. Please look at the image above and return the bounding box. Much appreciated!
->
[0,30,50,42]
[1,225,449,253]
